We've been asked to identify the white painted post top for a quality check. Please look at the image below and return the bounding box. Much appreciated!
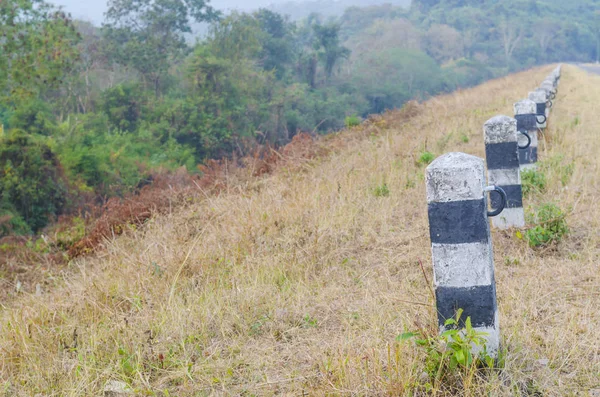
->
[484,115,517,144]
[529,90,546,103]
[514,99,536,115]
[426,153,485,203]
[541,81,555,91]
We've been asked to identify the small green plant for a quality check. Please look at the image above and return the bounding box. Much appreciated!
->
[398,309,496,388]
[521,169,547,195]
[460,133,470,143]
[525,203,569,247]
[303,315,318,328]
[436,133,453,151]
[373,182,390,197]
[571,116,580,127]
[344,115,361,128]
[418,151,435,165]
[540,155,575,187]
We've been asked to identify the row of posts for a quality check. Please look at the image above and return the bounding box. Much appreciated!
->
[426,65,562,358]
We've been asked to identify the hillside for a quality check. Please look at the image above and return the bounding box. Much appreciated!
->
[1,65,599,395]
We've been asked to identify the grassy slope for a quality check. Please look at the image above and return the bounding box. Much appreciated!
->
[1,65,599,396]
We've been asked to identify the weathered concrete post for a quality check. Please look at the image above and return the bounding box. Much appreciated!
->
[538,84,554,117]
[528,90,548,129]
[541,80,556,104]
[514,99,538,170]
[426,152,504,358]
[484,116,525,229]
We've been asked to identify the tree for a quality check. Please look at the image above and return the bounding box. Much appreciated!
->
[0,130,68,234]
[254,9,296,80]
[313,22,351,81]
[498,18,524,67]
[425,24,464,62]
[0,0,80,106]
[103,0,220,96]
[533,18,558,61]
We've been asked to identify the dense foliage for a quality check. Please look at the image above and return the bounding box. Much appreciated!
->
[0,0,598,235]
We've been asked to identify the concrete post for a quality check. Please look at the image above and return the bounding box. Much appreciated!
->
[538,84,553,118]
[484,116,525,229]
[426,152,501,358]
[528,90,548,129]
[541,80,556,102]
[514,99,538,170]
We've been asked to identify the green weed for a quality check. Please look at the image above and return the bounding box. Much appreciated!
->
[418,151,435,165]
[521,169,547,195]
[373,182,390,197]
[525,203,569,247]
[345,115,361,128]
[398,309,497,390]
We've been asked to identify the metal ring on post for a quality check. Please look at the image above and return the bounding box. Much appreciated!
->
[536,114,547,124]
[547,100,553,109]
[485,186,507,217]
[550,92,556,100]
[517,130,532,150]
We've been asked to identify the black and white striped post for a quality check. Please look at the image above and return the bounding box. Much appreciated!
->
[514,99,538,170]
[484,116,525,229]
[426,152,505,358]
[541,80,556,106]
[538,84,554,118]
[528,90,548,129]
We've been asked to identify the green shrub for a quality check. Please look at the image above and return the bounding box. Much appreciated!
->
[418,151,435,165]
[373,182,390,197]
[0,129,68,234]
[521,169,547,195]
[344,115,361,128]
[398,309,497,389]
[540,155,575,187]
[525,203,569,247]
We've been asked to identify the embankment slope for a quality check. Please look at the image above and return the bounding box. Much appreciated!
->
[1,65,599,396]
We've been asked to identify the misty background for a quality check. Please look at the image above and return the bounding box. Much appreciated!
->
[51,0,412,24]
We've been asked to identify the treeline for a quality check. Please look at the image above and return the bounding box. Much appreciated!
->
[0,0,598,236]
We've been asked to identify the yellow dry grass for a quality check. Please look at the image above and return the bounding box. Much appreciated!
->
[1,65,599,396]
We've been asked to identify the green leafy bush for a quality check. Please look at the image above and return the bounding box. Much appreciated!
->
[525,203,569,247]
[0,129,69,234]
[521,169,547,195]
[418,151,435,165]
[344,115,361,128]
[373,182,390,197]
[398,309,497,389]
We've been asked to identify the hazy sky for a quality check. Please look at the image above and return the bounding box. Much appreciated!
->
[50,0,289,24]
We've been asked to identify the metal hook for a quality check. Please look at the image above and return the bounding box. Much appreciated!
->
[547,100,553,109]
[485,186,507,217]
[536,114,547,124]
[518,130,532,150]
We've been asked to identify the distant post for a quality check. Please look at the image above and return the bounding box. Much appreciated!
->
[426,152,504,358]
[484,116,525,229]
[514,99,538,170]
[528,90,548,129]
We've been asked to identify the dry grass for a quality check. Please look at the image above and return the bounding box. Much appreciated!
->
[1,65,599,396]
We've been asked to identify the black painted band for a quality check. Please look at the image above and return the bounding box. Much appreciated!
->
[536,103,546,115]
[485,142,519,170]
[428,200,489,245]
[436,285,497,328]
[492,184,523,208]
[518,146,538,164]
[515,114,537,131]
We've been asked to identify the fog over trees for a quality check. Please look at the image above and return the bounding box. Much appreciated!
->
[51,0,411,23]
